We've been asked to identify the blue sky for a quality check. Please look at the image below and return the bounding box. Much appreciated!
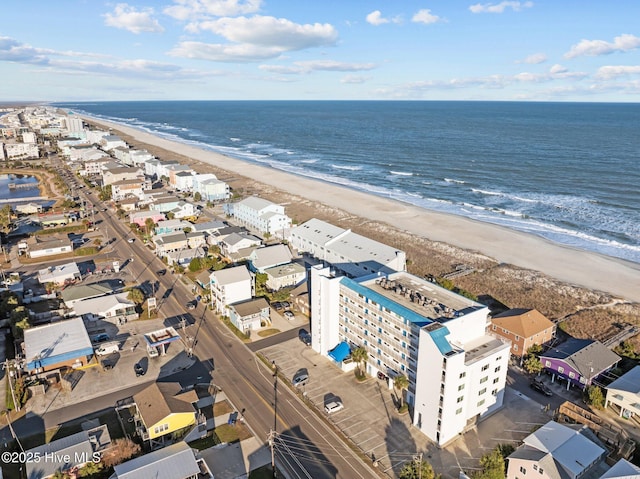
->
[1,1,640,102]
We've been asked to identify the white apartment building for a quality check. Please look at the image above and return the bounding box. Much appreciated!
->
[192,174,230,202]
[21,131,37,144]
[102,167,144,186]
[225,196,291,237]
[111,178,150,201]
[4,142,39,160]
[310,266,510,446]
[290,218,406,277]
[209,266,254,314]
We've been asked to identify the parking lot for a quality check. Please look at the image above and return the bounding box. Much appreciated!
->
[260,338,551,478]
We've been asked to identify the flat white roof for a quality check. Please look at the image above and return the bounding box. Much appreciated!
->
[24,317,92,365]
[210,265,252,285]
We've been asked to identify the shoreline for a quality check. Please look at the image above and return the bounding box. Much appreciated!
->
[83,115,640,303]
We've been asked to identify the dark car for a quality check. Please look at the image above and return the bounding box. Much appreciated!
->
[91,333,110,344]
[186,301,196,310]
[377,371,389,381]
[134,363,145,377]
[298,329,311,346]
[530,379,553,397]
[157,269,167,276]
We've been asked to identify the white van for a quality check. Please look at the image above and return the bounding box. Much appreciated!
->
[95,342,120,356]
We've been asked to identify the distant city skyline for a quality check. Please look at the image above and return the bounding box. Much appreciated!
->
[2,1,640,102]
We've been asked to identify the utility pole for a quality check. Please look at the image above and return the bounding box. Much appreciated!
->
[268,429,276,478]
[272,361,278,433]
[3,359,19,412]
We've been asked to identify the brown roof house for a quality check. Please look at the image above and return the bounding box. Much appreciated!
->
[132,382,205,448]
[490,308,556,359]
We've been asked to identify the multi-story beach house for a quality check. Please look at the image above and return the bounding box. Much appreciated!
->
[100,134,127,151]
[290,218,406,277]
[102,166,144,186]
[192,173,230,202]
[225,196,292,237]
[209,265,254,314]
[310,265,510,446]
[489,308,556,359]
[111,178,151,201]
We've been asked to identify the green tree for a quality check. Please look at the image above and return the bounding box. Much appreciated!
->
[351,347,368,376]
[523,355,543,375]
[127,287,145,305]
[183,227,192,234]
[166,211,175,220]
[193,191,202,202]
[145,217,155,237]
[93,238,102,248]
[0,204,13,233]
[189,257,202,272]
[394,374,410,409]
[255,272,268,297]
[78,460,103,477]
[99,185,112,201]
[399,457,437,479]
[527,344,543,355]
[472,447,507,479]
[584,385,605,409]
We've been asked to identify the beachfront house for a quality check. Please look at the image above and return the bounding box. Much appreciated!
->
[220,232,262,257]
[100,134,128,151]
[605,366,640,419]
[539,338,620,390]
[192,173,230,202]
[248,244,293,273]
[224,196,292,238]
[290,218,407,277]
[310,265,510,447]
[228,298,271,333]
[209,265,254,314]
[102,166,144,186]
[489,308,556,359]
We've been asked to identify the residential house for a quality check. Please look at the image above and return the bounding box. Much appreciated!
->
[155,219,192,236]
[165,246,207,267]
[111,178,150,201]
[130,210,166,228]
[209,265,254,314]
[118,197,140,212]
[154,232,188,257]
[192,174,230,201]
[212,226,249,245]
[82,157,114,176]
[132,382,202,447]
[605,366,640,420]
[174,171,194,192]
[310,265,510,446]
[60,280,123,308]
[228,298,270,333]
[600,459,640,479]
[129,149,155,167]
[506,421,608,479]
[290,281,310,317]
[26,426,111,479]
[539,338,620,390]
[190,220,226,236]
[220,232,262,257]
[102,167,144,186]
[37,262,81,286]
[27,235,73,259]
[186,231,207,249]
[111,441,212,479]
[225,196,291,237]
[23,317,94,373]
[249,244,293,273]
[490,308,556,358]
[100,134,128,151]
[85,128,111,145]
[264,262,306,291]
[71,292,138,324]
[289,218,406,277]
[167,164,194,189]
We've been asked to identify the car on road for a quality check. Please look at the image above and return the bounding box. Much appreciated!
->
[272,302,283,311]
[284,311,294,320]
[157,269,167,276]
[91,333,110,344]
[324,401,344,414]
[530,378,553,397]
[127,238,135,243]
[186,301,196,310]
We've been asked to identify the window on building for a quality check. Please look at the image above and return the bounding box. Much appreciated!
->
[479,388,486,395]
[480,376,488,384]
[495,366,501,373]
[520,466,527,474]
[492,324,497,330]
[514,344,519,351]
[569,372,575,379]
[493,377,500,384]
[458,384,465,391]
[477,399,485,407]
[558,366,564,374]
[459,372,466,379]
[456,407,463,415]
[515,335,520,341]
[496,356,502,361]
[533,465,538,471]
[545,360,551,367]
[481,364,489,371]
[539,469,544,475]
[457,396,464,403]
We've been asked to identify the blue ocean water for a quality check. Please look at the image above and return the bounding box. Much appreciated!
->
[54,101,640,264]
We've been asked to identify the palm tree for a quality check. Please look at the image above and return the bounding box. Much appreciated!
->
[393,374,410,409]
[351,347,368,376]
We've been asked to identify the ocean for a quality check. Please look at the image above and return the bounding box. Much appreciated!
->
[54,101,640,264]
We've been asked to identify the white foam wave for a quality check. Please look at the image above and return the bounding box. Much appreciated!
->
[331,164,362,171]
[230,137,241,142]
[444,178,466,184]
[390,171,413,176]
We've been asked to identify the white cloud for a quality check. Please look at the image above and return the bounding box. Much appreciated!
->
[412,9,443,24]
[366,11,388,26]
[564,34,640,59]
[163,0,263,21]
[549,64,567,74]
[170,16,338,62]
[595,65,640,80]
[469,1,533,14]
[260,60,376,75]
[103,3,164,34]
[341,75,370,84]
[520,53,546,64]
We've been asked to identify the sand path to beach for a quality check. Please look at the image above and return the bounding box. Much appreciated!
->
[85,117,640,302]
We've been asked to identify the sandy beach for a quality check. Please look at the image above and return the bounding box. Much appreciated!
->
[84,116,640,303]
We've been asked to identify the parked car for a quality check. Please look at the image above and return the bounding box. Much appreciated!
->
[157,269,167,276]
[281,301,291,310]
[377,371,389,381]
[272,302,283,311]
[284,311,294,320]
[530,378,553,397]
[127,238,135,243]
[91,333,110,344]
[324,401,344,414]
[292,372,309,387]
[186,301,196,310]
[134,363,145,377]
[95,342,120,356]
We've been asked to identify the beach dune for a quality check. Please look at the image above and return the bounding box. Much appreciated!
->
[85,117,640,302]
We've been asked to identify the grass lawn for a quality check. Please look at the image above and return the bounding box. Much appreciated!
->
[257,329,280,337]
[213,399,233,417]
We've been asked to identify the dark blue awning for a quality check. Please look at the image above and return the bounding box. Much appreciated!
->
[328,341,350,362]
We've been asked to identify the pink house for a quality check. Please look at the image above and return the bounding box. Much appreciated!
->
[130,210,166,228]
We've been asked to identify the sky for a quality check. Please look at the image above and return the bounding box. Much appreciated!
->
[1,1,640,102]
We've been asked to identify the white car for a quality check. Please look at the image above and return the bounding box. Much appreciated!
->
[324,401,344,414]
[284,311,294,320]
[127,238,135,243]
